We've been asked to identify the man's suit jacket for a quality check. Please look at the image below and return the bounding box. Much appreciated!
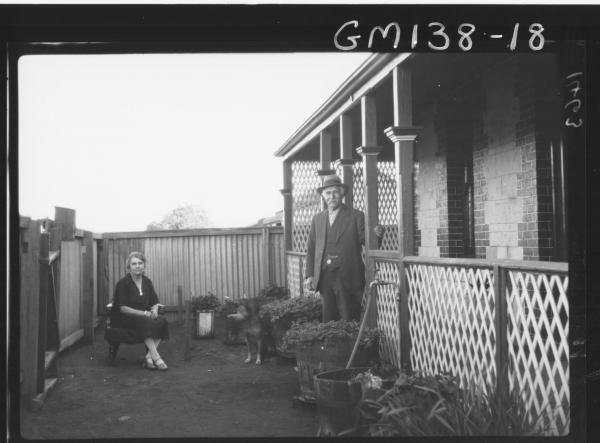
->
[305,205,366,294]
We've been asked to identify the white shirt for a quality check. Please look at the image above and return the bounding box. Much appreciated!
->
[328,207,341,226]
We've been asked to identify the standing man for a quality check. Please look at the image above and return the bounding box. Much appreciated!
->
[304,174,383,322]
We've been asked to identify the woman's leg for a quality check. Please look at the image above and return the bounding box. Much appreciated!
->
[144,337,160,360]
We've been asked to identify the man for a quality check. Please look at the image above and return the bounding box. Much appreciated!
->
[304,174,383,322]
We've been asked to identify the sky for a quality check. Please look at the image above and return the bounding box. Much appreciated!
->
[17,52,370,232]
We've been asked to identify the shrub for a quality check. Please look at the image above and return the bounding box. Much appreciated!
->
[259,283,290,300]
[259,296,322,325]
[280,319,379,352]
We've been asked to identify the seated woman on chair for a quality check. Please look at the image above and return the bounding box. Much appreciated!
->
[112,251,169,370]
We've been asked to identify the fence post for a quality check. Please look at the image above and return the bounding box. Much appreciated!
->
[261,227,271,287]
[184,299,191,361]
[494,263,509,398]
[81,230,95,344]
[298,255,305,297]
[36,232,50,394]
[178,285,183,325]
[399,260,411,372]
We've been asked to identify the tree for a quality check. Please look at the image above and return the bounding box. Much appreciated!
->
[146,204,211,230]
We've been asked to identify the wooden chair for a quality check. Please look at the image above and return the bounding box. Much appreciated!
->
[104,303,147,365]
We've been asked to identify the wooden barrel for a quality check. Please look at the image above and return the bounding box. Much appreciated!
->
[295,341,377,403]
[314,367,369,436]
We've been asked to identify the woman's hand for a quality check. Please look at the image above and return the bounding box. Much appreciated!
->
[149,309,158,320]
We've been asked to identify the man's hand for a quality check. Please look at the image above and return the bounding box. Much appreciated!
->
[304,277,314,292]
[374,224,384,238]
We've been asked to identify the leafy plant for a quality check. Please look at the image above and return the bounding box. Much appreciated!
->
[259,284,290,300]
[259,296,322,325]
[190,293,221,312]
[350,370,557,437]
[281,319,379,352]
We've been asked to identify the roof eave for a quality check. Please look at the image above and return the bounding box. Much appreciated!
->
[274,52,413,159]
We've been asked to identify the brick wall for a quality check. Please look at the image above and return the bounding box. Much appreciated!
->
[516,55,559,261]
[414,104,443,257]
[480,59,523,260]
[413,54,560,261]
[436,96,475,258]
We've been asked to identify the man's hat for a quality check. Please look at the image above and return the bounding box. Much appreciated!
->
[317,174,349,194]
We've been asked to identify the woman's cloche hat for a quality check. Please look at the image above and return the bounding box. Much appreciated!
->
[317,174,349,194]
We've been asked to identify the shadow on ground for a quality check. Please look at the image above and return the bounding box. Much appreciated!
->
[19,317,318,438]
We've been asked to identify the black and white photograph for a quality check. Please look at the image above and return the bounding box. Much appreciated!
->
[5,1,598,441]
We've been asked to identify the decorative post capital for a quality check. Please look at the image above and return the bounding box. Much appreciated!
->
[317,168,335,176]
[384,126,420,143]
[356,145,383,157]
[333,158,355,168]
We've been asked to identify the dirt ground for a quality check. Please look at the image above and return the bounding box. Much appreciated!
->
[18,317,319,439]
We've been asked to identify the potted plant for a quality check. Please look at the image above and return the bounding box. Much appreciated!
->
[259,283,290,300]
[259,296,322,357]
[191,293,221,338]
[281,319,379,403]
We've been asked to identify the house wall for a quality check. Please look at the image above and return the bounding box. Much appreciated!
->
[414,104,443,257]
[414,54,560,260]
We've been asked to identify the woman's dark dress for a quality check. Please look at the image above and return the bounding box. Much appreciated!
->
[111,274,169,343]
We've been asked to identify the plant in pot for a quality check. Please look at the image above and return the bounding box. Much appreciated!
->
[190,293,221,338]
[259,296,322,357]
[281,319,379,404]
[259,283,290,301]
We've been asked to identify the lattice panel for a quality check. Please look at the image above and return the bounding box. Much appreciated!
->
[374,260,402,368]
[406,263,496,392]
[292,161,321,253]
[506,270,569,435]
[353,161,365,211]
[377,161,399,250]
[286,254,303,298]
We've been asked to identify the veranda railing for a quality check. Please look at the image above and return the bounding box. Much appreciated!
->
[371,254,569,436]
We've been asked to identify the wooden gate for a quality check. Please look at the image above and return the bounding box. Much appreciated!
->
[58,241,84,350]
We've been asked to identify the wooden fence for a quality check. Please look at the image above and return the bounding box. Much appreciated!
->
[98,227,285,312]
[19,208,100,405]
[20,209,285,406]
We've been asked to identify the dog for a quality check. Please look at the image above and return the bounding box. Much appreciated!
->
[229,298,267,365]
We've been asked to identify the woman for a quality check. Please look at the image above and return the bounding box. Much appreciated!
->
[112,251,169,370]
